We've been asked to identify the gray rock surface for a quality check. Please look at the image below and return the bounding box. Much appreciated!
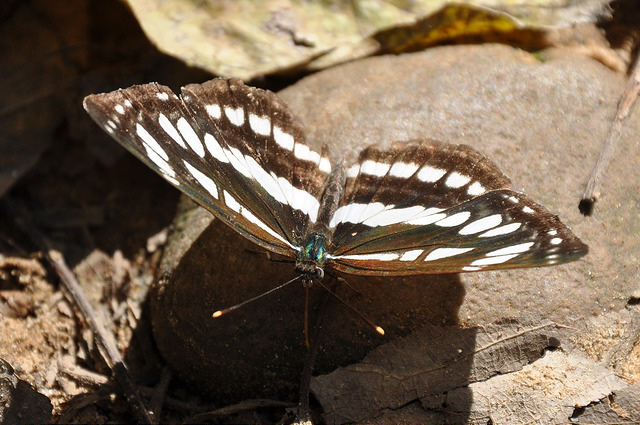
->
[150,44,639,412]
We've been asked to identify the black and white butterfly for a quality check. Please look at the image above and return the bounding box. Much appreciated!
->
[84,78,587,292]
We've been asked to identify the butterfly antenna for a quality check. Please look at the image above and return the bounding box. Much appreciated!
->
[212,275,303,318]
[326,271,362,296]
[314,279,385,335]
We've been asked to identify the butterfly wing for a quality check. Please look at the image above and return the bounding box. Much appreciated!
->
[328,141,587,275]
[84,79,331,257]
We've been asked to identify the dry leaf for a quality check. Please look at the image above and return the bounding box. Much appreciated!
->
[311,320,558,424]
[122,0,612,80]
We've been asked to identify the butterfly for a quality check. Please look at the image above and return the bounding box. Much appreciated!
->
[83,78,588,306]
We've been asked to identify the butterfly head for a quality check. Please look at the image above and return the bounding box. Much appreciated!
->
[295,232,329,286]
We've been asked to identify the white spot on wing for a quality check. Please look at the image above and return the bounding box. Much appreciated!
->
[486,242,534,257]
[183,161,218,199]
[273,126,294,151]
[244,156,286,203]
[417,165,447,182]
[548,230,558,236]
[550,237,562,245]
[204,133,229,163]
[136,125,175,180]
[249,113,271,136]
[226,146,252,178]
[156,92,169,101]
[177,117,205,157]
[330,203,386,228]
[158,113,186,148]
[362,205,425,227]
[336,253,400,261]
[389,162,419,178]
[206,104,221,119]
[470,254,519,266]
[522,206,535,214]
[424,247,473,261]
[241,207,293,248]
[346,165,360,178]
[331,203,450,228]
[224,106,245,126]
[221,190,294,249]
[161,172,180,186]
[459,214,502,235]
[399,249,423,261]
[467,182,486,196]
[294,143,321,164]
[479,222,521,237]
[445,172,471,188]
[223,190,241,212]
[405,209,446,226]
[462,266,481,271]
[136,123,169,161]
[435,211,471,227]
[318,157,332,173]
[360,160,390,177]
[243,154,320,222]
[276,175,320,223]
[114,104,125,114]
[145,148,175,178]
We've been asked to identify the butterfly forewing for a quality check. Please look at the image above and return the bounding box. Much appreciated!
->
[328,143,587,274]
[180,80,331,243]
[84,79,330,257]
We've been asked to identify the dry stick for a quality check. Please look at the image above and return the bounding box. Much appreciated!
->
[2,200,155,424]
[580,51,640,215]
[183,399,296,423]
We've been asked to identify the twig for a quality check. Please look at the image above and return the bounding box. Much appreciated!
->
[182,399,296,423]
[1,199,155,424]
[58,355,110,387]
[580,50,640,215]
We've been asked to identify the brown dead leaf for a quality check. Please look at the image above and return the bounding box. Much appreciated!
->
[455,351,629,425]
[311,319,558,424]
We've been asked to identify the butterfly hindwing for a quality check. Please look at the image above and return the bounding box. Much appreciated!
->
[84,79,331,256]
[328,142,587,274]
[329,142,511,252]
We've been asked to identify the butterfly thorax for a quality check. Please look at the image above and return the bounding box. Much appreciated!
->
[295,232,329,286]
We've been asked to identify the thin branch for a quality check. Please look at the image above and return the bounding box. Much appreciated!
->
[580,51,640,215]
